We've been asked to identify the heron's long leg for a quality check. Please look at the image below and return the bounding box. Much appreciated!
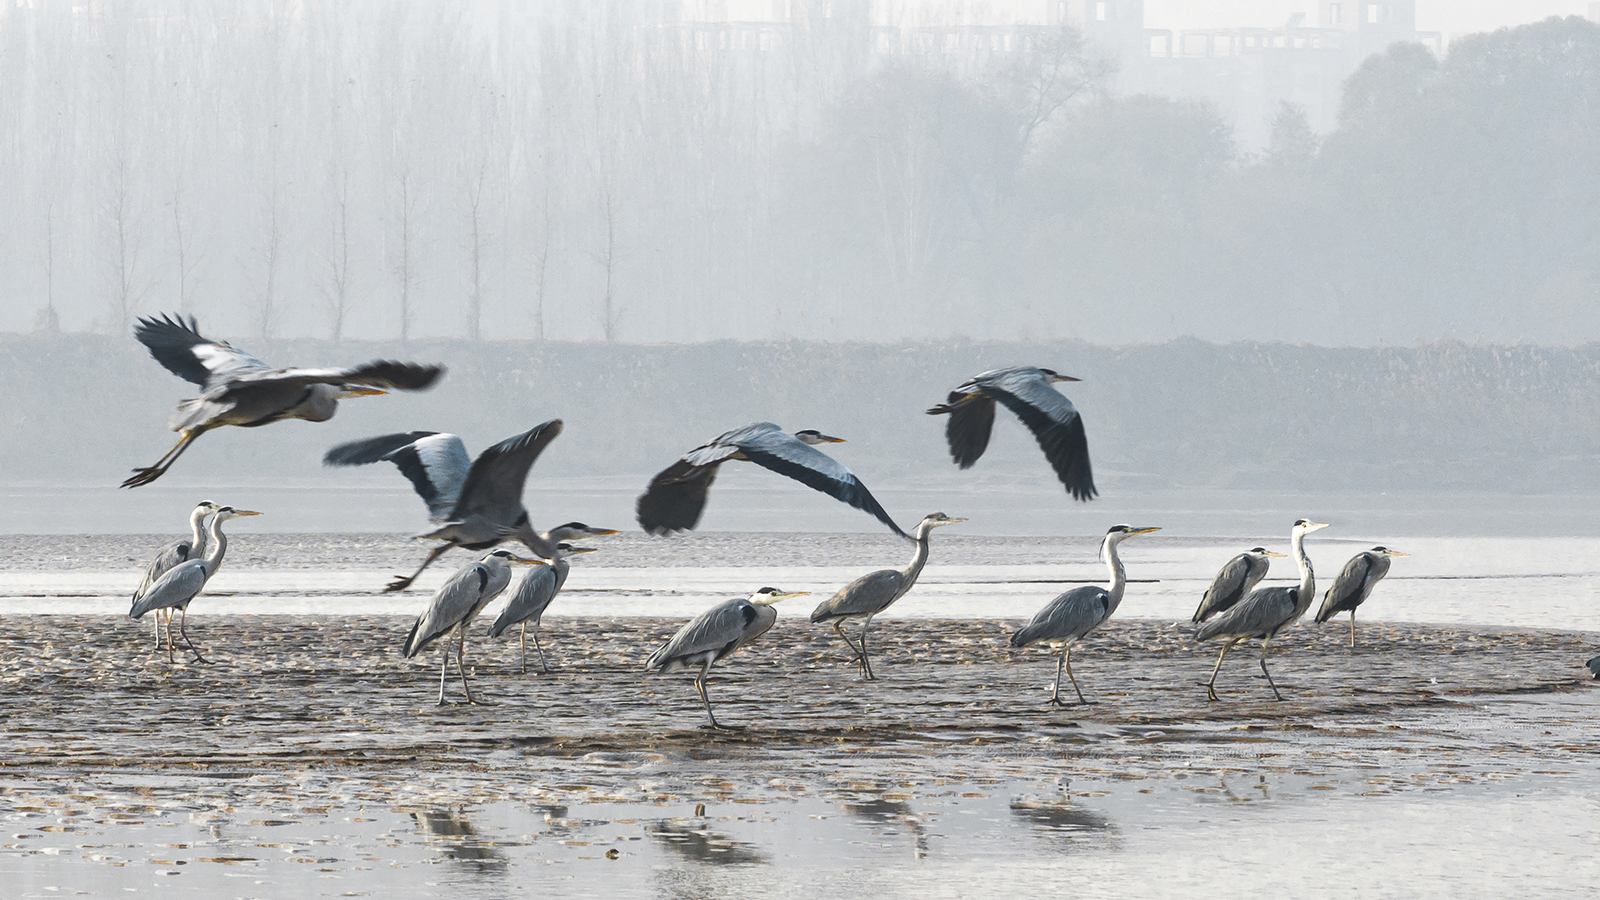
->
[695,658,720,729]
[858,615,876,681]
[165,610,176,664]
[386,543,453,593]
[831,621,863,664]
[532,629,550,674]
[151,611,163,650]
[437,644,450,705]
[1049,647,1068,705]
[519,623,528,675]
[177,607,208,664]
[1349,611,1357,649]
[1064,647,1088,704]
[1205,638,1243,701]
[458,628,480,705]
[121,429,204,489]
[1259,638,1283,701]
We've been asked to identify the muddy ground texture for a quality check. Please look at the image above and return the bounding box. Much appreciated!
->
[1,616,1593,798]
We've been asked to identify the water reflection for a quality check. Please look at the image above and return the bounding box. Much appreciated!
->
[845,793,929,859]
[1009,799,1116,850]
[411,808,506,865]
[647,816,767,866]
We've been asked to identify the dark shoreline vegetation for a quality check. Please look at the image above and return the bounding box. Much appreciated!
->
[3,333,1598,493]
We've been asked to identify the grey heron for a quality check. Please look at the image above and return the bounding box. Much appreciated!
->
[323,421,565,591]
[488,523,618,673]
[1315,546,1408,647]
[635,423,908,538]
[131,500,219,650]
[122,314,443,488]
[809,512,965,680]
[1195,519,1330,701]
[1587,655,1600,679]
[1193,547,1287,624]
[402,548,540,705]
[1010,524,1160,705]
[128,506,263,663]
[645,586,809,729]
[927,367,1095,501]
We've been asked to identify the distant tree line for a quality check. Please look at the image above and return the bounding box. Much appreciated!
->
[0,4,1593,345]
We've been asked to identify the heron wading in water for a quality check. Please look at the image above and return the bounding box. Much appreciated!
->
[323,421,565,591]
[402,548,540,705]
[489,524,617,673]
[809,512,965,680]
[1011,524,1160,705]
[131,500,219,651]
[123,314,443,488]
[928,366,1095,501]
[1315,546,1408,648]
[646,587,809,729]
[636,423,908,538]
[1193,547,1287,623]
[1195,519,1329,701]
[128,506,262,663]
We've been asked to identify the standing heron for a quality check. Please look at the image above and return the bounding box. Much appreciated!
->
[128,506,263,663]
[1314,546,1408,648]
[1010,524,1161,705]
[1192,547,1287,624]
[927,367,1095,501]
[402,548,540,705]
[636,423,908,538]
[131,500,219,650]
[122,314,443,488]
[809,512,965,680]
[1196,519,1330,701]
[488,522,618,673]
[645,587,809,729]
[323,421,565,591]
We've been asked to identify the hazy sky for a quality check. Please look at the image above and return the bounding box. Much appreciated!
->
[1144,0,1592,35]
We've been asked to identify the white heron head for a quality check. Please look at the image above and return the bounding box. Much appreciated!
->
[921,512,966,528]
[1250,546,1289,559]
[213,506,263,521]
[486,548,543,566]
[1099,524,1160,560]
[547,522,621,542]
[1038,368,1081,384]
[793,429,845,445]
[1292,519,1330,535]
[749,586,809,605]
[1371,546,1409,557]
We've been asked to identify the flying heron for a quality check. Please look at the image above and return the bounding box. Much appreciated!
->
[1315,546,1408,648]
[1196,519,1330,701]
[323,421,565,591]
[645,586,808,729]
[122,314,443,487]
[927,366,1095,501]
[131,500,219,650]
[635,423,908,538]
[402,548,540,705]
[1010,524,1160,705]
[128,506,263,663]
[1193,547,1287,624]
[488,522,619,673]
[809,512,965,680]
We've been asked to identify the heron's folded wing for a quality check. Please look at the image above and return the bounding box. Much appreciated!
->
[980,374,1096,501]
[738,433,908,539]
[134,314,272,388]
[489,566,559,636]
[810,569,904,621]
[1316,554,1372,622]
[646,599,754,670]
[1196,554,1254,622]
[133,538,192,603]
[232,360,444,392]
[129,561,208,619]
[1012,586,1109,646]
[404,562,490,657]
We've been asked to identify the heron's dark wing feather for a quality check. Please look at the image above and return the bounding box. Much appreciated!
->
[1316,553,1374,622]
[452,420,564,522]
[980,375,1096,501]
[636,459,720,535]
[489,565,559,636]
[1011,586,1110,647]
[324,432,468,525]
[810,569,905,621]
[404,561,491,657]
[133,538,195,603]
[134,313,271,388]
[231,360,444,392]
[929,392,996,469]
[1196,586,1298,641]
[1194,554,1262,623]
[738,434,908,539]
[646,599,755,671]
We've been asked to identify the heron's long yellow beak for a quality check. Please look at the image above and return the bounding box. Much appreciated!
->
[1264,550,1289,558]
[343,386,387,398]
[233,510,264,516]
[567,547,600,555]
[755,590,809,605]
[1387,550,1410,557]
[589,528,621,536]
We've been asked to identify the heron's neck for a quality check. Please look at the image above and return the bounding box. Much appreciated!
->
[201,517,229,578]
[902,523,935,583]
[188,509,209,553]
[552,556,572,591]
[1291,529,1316,612]
[301,385,339,422]
[1103,536,1128,615]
